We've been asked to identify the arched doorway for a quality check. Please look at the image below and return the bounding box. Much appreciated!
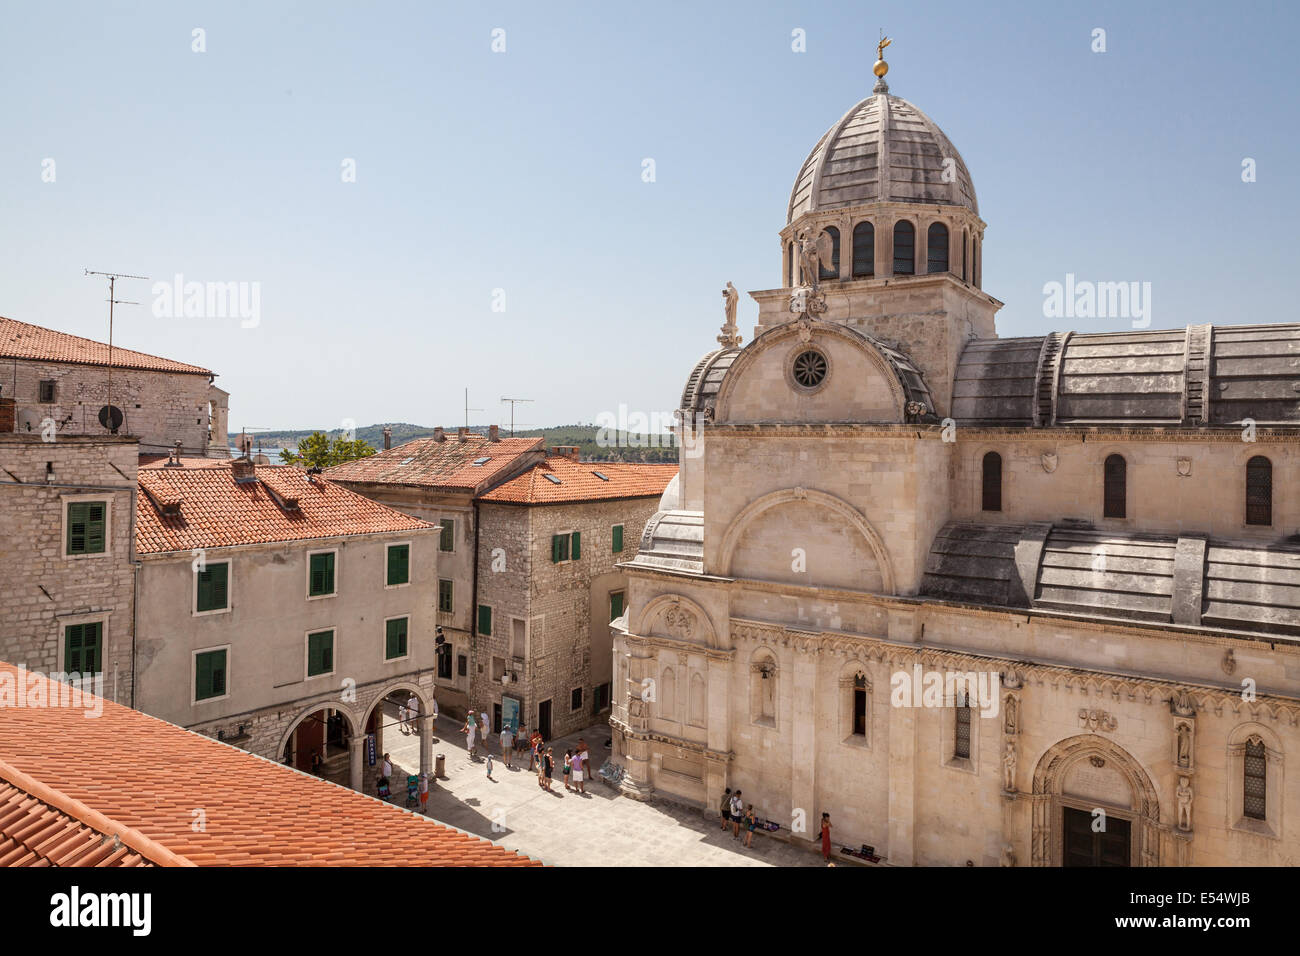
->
[362,684,432,804]
[279,704,357,788]
[1030,735,1162,867]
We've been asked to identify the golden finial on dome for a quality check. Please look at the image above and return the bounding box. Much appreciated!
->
[873,32,891,78]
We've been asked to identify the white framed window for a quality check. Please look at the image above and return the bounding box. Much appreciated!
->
[306,548,338,600]
[55,611,110,677]
[304,628,336,680]
[384,540,412,589]
[192,644,231,705]
[60,494,112,559]
[382,614,411,663]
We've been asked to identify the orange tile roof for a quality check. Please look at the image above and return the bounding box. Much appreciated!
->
[0,663,538,867]
[136,463,432,554]
[0,316,212,376]
[478,457,678,505]
[0,780,156,867]
[327,434,543,491]
[139,454,232,469]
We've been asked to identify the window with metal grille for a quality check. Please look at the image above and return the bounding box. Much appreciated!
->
[852,674,867,736]
[1244,738,1267,820]
[819,226,840,279]
[893,221,915,275]
[1103,454,1127,519]
[954,704,972,759]
[39,380,56,403]
[1246,456,1272,526]
[927,222,949,274]
[982,452,1002,512]
[852,221,874,277]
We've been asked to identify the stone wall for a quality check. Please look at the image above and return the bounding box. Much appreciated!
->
[0,435,138,704]
[3,358,215,455]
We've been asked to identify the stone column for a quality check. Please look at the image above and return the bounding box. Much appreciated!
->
[790,648,818,847]
[348,733,364,792]
[886,682,917,865]
[419,713,432,779]
[705,654,731,813]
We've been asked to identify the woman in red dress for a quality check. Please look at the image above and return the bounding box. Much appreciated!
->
[820,813,832,862]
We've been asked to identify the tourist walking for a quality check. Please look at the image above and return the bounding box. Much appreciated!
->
[730,790,744,839]
[398,701,410,735]
[500,724,514,768]
[719,788,732,830]
[563,750,573,790]
[571,747,586,794]
[529,728,542,771]
[486,750,495,780]
[543,747,555,791]
[820,813,833,862]
[743,805,757,848]
[407,693,420,734]
[463,711,478,757]
[380,753,392,788]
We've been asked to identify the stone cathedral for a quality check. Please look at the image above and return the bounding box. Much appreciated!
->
[609,48,1300,866]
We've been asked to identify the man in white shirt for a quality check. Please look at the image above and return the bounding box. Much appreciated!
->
[730,791,744,839]
[406,693,420,734]
[398,702,409,736]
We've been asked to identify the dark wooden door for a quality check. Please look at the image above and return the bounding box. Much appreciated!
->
[538,699,552,740]
[1063,806,1131,866]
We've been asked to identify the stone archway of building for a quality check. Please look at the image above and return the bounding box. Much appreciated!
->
[363,682,434,805]
[716,487,896,594]
[633,594,719,648]
[1030,734,1162,867]
[277,702,359,788]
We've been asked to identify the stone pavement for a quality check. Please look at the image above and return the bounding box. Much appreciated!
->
[376,707,822,867]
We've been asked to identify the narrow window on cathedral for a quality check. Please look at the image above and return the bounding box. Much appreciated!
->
[1246,456,1272,526]
[927,222,949,274]
[893,221,915,275]
[962,230,969,281]
[1103,454,1127,519]
[787,242,794,287]
[852,674,868,736]
[819,225,840,279]
[954,704,972,760]
[852,221,874,277]
[1244,738,1267,820]
[982,452,1002,512]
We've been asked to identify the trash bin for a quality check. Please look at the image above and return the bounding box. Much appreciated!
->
[435,753,446,779]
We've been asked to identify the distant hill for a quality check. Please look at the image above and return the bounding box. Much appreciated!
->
[230,423,680,463]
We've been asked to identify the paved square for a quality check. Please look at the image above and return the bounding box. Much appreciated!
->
[378,709,823,867]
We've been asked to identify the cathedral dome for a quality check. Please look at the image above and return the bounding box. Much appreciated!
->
[787,91,977,224]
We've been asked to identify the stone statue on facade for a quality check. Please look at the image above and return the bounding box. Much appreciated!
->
[1176,776,1193,831]
[1002,739,1017,792]
[1004,695,1018,735]
[796,227,829,292]
[718,282,742,348]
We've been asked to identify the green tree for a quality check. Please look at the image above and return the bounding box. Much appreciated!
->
[279,431,376,468]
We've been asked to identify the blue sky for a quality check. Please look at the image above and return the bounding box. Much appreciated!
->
[2,0,1297,434]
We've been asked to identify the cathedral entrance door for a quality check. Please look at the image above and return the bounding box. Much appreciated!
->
[1062,806,1130,866]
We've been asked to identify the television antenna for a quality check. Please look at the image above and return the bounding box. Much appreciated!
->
[464,388,484,430]
[500,397,533,437]
[85,269,148,433]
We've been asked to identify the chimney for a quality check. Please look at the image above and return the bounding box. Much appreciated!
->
[488,424,499,442]
[382,426,392,450]
[552,445,580,461]
[231,458,256,482]
[165,440,183,467]
[433,426,446,443]
[457,427,468,443]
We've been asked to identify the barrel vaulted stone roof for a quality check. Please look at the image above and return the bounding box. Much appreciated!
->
[952,324,1300,427]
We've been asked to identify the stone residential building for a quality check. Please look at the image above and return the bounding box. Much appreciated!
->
[473,453,676,741]
[133,455,441,791]
[612,52,1300,866]
[327,426,544,716]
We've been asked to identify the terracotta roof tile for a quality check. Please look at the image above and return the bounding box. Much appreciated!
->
[0,782,154,867]
[0,316,212,376]
[136,463,432,553]
[327,434,542,491]
[0,663,539,867]
[139,454,233,469]
[478,457,677,505]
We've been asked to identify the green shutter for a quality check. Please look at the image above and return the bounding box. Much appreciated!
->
[570,531,581,560]
[385,618,408,660]
[551,534,562,563]
[86,503,106,553]
[439,519,455,552]
[64,622,103,674]
[308,630,333,676]
[309,552,335,596]
[612,525,624,553]
[197,563,228,612]
[387,544,409,586]
[196,649,227,700]
[438,579,453,612]
[478,605,492,636]
[610,591,625,622]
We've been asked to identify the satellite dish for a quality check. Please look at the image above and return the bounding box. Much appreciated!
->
[97,404,124,432]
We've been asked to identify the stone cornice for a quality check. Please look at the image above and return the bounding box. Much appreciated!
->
[697,422,1300,442]
[729,618,1300,721]
[622,631,734,663]
[608,716,733,764]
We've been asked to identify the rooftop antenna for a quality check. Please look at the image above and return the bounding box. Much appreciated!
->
[464,388,483,431]
[500,397,533,437]
[85,269,148,434]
